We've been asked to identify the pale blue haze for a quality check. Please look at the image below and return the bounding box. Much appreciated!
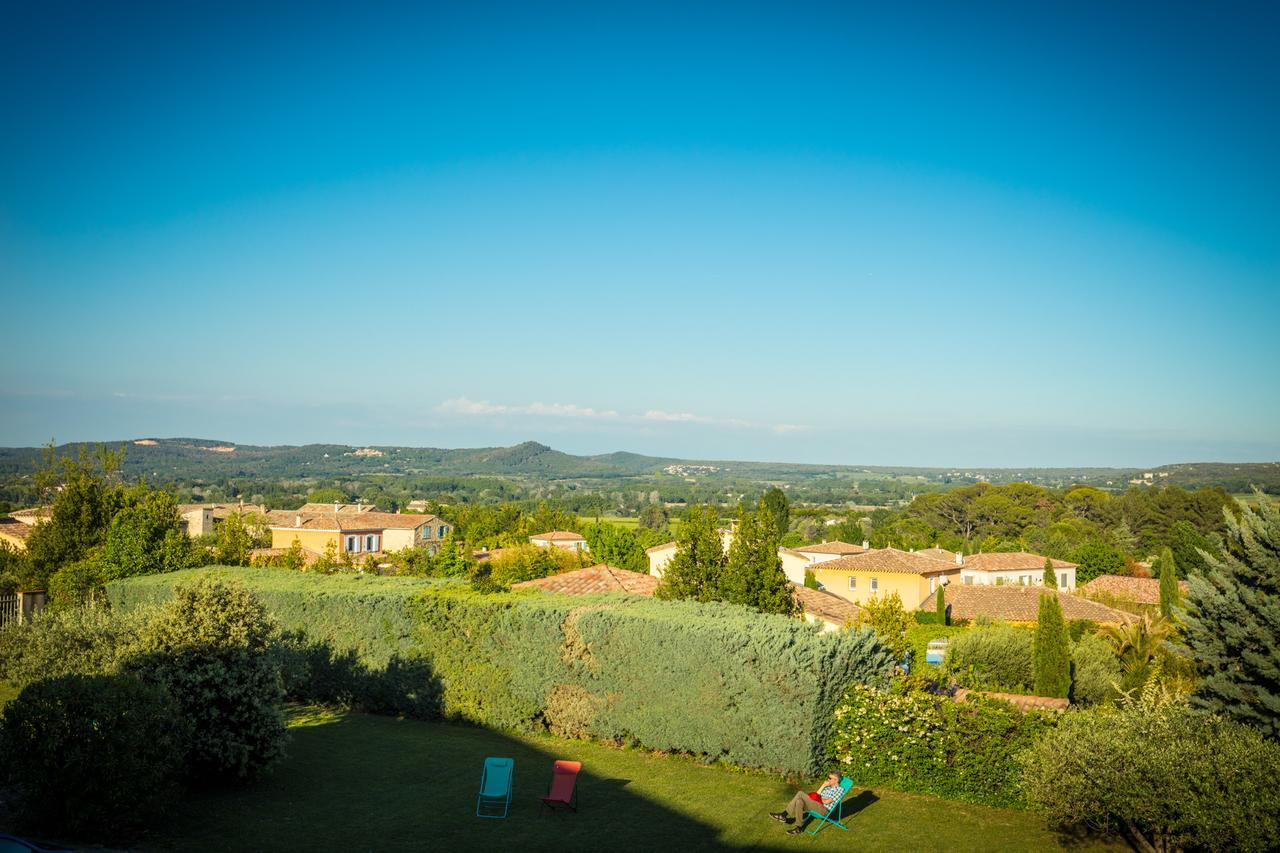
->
[1,2,1277,466]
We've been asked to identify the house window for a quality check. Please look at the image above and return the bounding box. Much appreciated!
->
[848,577,856,590]
[438,525,448,538]
[1059,572,1067,587]
[964,576,974,585]
[365,534,378,552]
[422,527,431,539]
[345,535,358,553]
[871,577,879,592]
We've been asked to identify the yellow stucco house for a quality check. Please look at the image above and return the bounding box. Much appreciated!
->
[810,547,961,607]
[266,510,451,557]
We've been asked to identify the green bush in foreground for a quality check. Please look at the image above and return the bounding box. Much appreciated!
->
[123,576,286,780]
[111,567,894,773]
[1021,685,1280,852]
[0,603,144,691]
[829,682,1057,808]
[0,673,187,842]
[946,625,1034,692]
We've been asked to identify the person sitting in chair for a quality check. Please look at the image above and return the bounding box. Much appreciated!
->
[770,770,844,835]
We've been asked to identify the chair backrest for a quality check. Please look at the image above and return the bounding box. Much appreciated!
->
[831,777,853,807]
[481,757,514,797]
[548,760,581,801]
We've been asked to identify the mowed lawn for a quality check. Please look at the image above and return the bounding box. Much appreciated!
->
[137,707,1122,853]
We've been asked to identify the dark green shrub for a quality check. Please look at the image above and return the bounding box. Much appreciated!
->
[1022,691,1280,852]
[123,575,287,780]
[0,604,143,691]
[1068,633,1119,706]
[1033,594,1071,698]
[47,557,107,608]
[0,673,186,841]
[829,682,1057,807]
[111,567,894,773]
[945,625,1034,692]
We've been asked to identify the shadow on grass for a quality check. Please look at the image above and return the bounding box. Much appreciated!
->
[149,710,766,853]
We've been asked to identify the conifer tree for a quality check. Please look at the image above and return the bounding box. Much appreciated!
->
[720,506,796,616]
[1181,497,1280,739]
[1157,546,1181,620]
[1034,593,1071,698]
[1042,556,1057,588]
[935,584,947,624]
[655,505,726,603]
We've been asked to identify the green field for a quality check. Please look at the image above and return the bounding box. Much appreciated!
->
[578,515,682,535]
[132,707,1120,853]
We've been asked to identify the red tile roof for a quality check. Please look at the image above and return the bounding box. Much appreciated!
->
[954,688,1069,712]
[265,510,443,532]
[530,530,586,542]
[818,548,961,576]
[794,540,868,556]
[513,564,659,595]
[916,547,959,562]
[962,551,1077,571]
[928,584,1134,624]
[1080,574,1188,606]
[0,518,33,542]
[791,583,863,626]
[645,540,677,554]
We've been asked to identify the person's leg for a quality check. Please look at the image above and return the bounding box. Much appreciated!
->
[787,791,823,824]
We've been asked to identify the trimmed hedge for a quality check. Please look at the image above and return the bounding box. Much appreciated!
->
[829,682,1058,808]
[110,567,895,772]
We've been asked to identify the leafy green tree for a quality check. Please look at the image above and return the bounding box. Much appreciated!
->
[637,503,670,532]
[1168,519,1215,577]
[655,505,725,603]
[861,592,911,663]
[305,486,346,504]
[759,487,790,535]
[1156,546,1181,619]
[1181,496,1280,739]
[1071,540,1126,584]
[803,568,819,590]
[24,444,126,586]
[720,508,795,616]
[101,488,197,580]
[124,576,286,780]
[213,510,269,566]
[1033,594,1071,698]
[582,522,647,572]
[429,532,473,577]
[1042,557,1057,588]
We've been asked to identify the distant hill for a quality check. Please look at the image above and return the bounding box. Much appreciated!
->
[0,438,1275,493]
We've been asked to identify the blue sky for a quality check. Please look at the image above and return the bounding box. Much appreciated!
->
[2,1,1277,467]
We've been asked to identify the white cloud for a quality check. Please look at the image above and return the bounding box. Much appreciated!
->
[439,398,806,434]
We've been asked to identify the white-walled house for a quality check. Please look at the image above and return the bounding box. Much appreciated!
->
[779,540,870,584]
[646,529,735,577]
[530,530,588,552]
[940,550,1078,590]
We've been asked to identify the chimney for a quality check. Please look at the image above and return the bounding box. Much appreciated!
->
[333,502,339,514]
[295,514,302,527]
[862,540,870,550]
[955,552,963,566]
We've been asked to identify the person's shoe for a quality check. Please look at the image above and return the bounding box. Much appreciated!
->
[769,812,789,823]
[787,825,805,835]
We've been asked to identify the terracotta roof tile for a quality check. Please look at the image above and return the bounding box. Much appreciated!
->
[530,530,586,542]
[266,510,443,532]
[916,547,958,562]
[513,564,658,595]
[0,518,33,542]
[9,506,51,525]
[296,502,379,514]
[645,540,677,554]
[929,584,1134,624]
[817,548,962,576]
[1080,574,1188,606]
[790,583,863,626]
[793,540,868,556]
[962,551,1077,571]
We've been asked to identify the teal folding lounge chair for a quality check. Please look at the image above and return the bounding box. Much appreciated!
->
[476,757,514,819]
[806,777,854,837]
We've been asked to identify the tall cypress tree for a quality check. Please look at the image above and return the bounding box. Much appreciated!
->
[655,505,726,603]
[1033,593,1071,698]
[1042,557,1057,588]
[721,506,796,616]
[935,584,947,624]
[1157,546,1181,620]
[1181,497,1280,740]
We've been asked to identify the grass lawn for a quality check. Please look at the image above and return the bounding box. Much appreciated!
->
[578,515,682,535]
[138,707,1122,853]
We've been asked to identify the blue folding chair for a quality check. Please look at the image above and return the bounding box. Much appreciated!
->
[806,777,854,837]
[476,756,514,819]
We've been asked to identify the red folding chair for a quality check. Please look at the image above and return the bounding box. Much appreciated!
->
[540,760,581,813]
